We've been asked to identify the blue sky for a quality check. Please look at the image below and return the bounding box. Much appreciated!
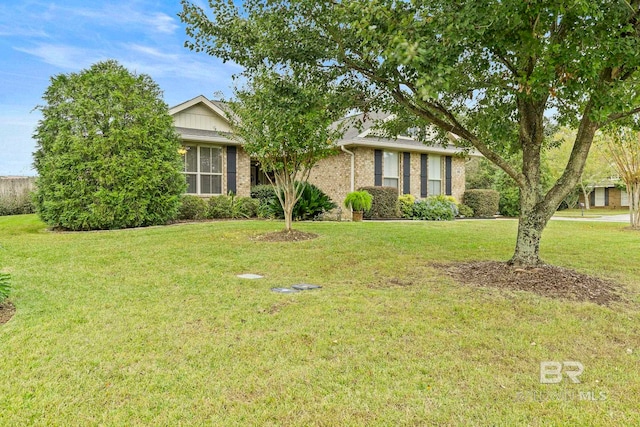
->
[0,0,239,176]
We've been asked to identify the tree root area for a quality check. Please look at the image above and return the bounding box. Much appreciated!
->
[437,261,625,306]
[253,230,318,242]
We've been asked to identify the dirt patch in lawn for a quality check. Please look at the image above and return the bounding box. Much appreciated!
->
[0,301,15,325]
[253,230,318,242]
[437,261,624,306]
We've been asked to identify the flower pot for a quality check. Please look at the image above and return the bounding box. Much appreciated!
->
[352,211,364,222]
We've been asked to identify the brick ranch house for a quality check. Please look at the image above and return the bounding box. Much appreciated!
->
[170,95,471,218]
[578,180,631,209]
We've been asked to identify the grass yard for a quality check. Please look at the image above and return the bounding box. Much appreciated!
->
[0,215,639,426]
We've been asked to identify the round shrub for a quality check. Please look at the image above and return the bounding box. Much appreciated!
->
[250,185,277,203]
[398,194,416,218]
[208,195,259,219]
[177,195,208,220]
[457,203,474,218]
[410,197,456,221]
[236,197,259,218]
[208,195,234,219]
[33,60,185,230]
[463,189,500,217]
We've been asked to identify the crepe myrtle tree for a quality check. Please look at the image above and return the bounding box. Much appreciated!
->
[225,68,348,232]
[547,127,616,210]
[33,60,185,230]
[600,128,640,228]
[182,0,640,265]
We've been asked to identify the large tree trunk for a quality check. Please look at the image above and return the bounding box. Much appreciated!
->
[509,98,599,266]
[510,188,554,266]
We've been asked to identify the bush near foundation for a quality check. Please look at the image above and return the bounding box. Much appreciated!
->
[463,189,500,217]
[360,186,399,219]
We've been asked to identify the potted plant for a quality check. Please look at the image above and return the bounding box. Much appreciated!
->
[344,190,373,222]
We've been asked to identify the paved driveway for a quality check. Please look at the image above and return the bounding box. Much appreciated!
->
[550,214,630,223]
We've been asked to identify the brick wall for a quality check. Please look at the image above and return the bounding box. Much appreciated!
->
[353,147,376,190]
[451,156,466,203]
[308,151,352,216]
[236,147,252,197]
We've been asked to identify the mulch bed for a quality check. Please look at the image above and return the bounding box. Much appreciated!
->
[0,301,15,325]
[252,230,318,242]
[437,261,624,306]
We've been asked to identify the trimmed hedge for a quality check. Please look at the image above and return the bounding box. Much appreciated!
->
[0,192,36,216]
[208,195,258,219]
[457,203,474,218]
[463,189,500,217]
[177,195,208,220]
[360,186,400,219]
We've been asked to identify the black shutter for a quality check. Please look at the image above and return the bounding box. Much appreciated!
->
[227,146,237,195]
[604,187,609,206]
[420,154,428,197]
[403,152,411,194]
[374,149,383,186]
[590,191,595,207]
[445,156,452,196]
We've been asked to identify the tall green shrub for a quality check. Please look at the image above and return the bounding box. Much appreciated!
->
[33,60,185,230]
[360,186,399,219]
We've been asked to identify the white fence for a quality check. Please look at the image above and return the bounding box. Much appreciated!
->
[0,177,36,197]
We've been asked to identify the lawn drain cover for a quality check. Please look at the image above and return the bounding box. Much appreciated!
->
[237,274,264,279]
[271,287,299,293]
[292,284,322,290]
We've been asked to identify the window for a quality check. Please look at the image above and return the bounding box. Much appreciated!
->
[383,151,399,188]
[621,189,629,206]
[182,145,222,195]
[428,154,441,195]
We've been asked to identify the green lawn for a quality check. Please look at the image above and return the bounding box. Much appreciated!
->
[0,215,639,426]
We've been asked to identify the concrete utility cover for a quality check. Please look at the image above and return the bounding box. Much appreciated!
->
[292,284,322,290]
[271,287,299,293]
[237,274,264,279]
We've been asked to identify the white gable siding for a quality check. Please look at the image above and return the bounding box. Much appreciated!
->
[173,104,232,132]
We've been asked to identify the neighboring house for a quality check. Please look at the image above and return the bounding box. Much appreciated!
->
[170,96,472,217]
[578,179,630,209]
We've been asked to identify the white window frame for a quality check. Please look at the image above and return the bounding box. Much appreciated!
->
[182,144,223,195]
[383,151,399,189]
[428,154,442,195]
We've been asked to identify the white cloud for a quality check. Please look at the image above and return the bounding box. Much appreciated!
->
[14,43,106,70]
[56,4,179,36]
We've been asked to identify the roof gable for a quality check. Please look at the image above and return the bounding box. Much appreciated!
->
[170,95,232,133]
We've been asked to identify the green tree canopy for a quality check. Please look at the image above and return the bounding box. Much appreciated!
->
[33,60,185,230]
[182,0,640,265]
[226,68,348,232]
